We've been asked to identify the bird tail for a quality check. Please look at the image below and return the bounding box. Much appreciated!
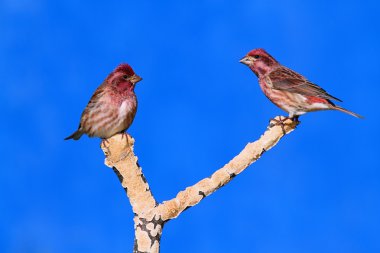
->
[64,130,83,140]
[333,105,364,119]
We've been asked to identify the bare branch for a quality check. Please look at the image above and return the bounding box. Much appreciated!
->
[100,116,298,252]
[150,116,298,220]
[101,136,156,215]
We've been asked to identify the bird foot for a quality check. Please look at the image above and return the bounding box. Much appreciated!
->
[101,138,110,146]
[269,116,288,134]
[100,138,111,156]
[269,116,300,134]
[120,132,128,140]
[119,132,131,146]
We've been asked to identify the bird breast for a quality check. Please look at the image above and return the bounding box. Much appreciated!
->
[118,98,135,120]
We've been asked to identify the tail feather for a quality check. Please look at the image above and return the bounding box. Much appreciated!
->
[64,130,83,140]
[333,105,364,119]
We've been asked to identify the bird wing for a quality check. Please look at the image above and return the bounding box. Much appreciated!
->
[268,66,342,102]
[79,83,107,128]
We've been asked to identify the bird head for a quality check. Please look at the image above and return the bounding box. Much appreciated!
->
[240,48,279,76]
[108,63,142,91]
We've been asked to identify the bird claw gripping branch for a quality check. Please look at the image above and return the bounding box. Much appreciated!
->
[269,116,300,135]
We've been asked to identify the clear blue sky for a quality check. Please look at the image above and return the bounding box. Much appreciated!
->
[1,0,379,252]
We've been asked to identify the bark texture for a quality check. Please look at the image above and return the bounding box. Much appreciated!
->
[101,116,298,252]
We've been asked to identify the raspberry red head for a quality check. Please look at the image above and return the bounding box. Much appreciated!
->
[240,48,279,76]
[114,63,136,76]
[107,63,142,91]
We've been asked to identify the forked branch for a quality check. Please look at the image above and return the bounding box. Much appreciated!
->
[101,116,298,253]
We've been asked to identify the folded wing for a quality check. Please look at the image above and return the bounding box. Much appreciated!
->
[268,67,342,102]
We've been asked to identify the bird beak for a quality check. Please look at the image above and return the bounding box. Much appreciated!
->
[129,74,142,84]
[239,56,253,66]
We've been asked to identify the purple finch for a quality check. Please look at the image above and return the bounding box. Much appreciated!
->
[65,63,141,140]
[240,49,362,120]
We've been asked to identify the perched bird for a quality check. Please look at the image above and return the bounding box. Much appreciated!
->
[65,63,142,141]
[240,48,362,120]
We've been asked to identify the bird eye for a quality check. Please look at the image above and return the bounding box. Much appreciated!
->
[253,55,260,59]
[123,75,129,79]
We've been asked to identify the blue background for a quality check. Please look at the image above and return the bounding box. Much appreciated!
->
[1,0,379,252]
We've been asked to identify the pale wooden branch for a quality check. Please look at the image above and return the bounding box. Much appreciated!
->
[101,137,156,215]
[101,116,298,253]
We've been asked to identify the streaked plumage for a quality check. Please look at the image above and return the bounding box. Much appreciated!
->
[65,63,142,140]
[240,48,362,119]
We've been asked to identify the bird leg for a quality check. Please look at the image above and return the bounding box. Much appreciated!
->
[291,115,300,123]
